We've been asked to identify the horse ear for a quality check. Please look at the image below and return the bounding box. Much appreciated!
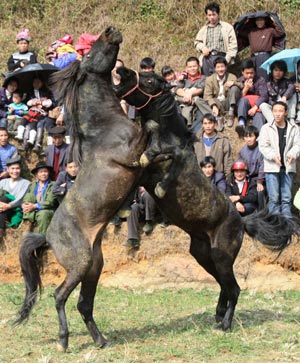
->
[116,66,131,80]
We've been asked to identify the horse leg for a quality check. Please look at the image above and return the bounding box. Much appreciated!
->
[140,120,161,167]
[77,240,108,348]
[189,234,227,322]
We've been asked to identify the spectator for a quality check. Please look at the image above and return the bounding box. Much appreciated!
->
[0,77,19,128]
[200,156,226,192]
[236,59,268,137]
[0,156,30,245]
[52,160,79,203]
[194,113,233,179]
[140,57,156,72]
[175,56,211,127]
[259,101,300,217]
[44,126,69,180]
[123,187,157,248]
[259,60,296,124]
[226,159,258,216]
[238,125,265,210]
[0,127,18,179]
[22,161,57,235]
[7,29,37,72]
[204,56,243,129]
[112,58,128,115]
[7,90,28,138]
[194,2,237,76]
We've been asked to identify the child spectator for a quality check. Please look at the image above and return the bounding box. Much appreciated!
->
[52,160,79,203]
[0,77,19,128]
[260,60,295,124]
[140,57,156,72]
[7,29,37,72]
[7,90,27,137]
[200,156,226,192]
[194,113,233,179]
[226,159,258,216]
[238,125,265,210]
[0,127,18,179]
[175,56,211,127]
[0,156,30,245]
[22,161,58,235]
[236,59,268,137]
[44,126,69,180]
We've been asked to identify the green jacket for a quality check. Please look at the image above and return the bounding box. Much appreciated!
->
[23,180,58,211]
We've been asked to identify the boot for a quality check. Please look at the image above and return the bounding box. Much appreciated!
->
[15,125,25,140]
[18,127,29,151]
[33,128,43,153]
[27,129,37,146]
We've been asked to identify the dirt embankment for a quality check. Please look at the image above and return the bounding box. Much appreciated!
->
[1,222,300,292]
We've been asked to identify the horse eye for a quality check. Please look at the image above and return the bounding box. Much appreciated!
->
[147,79,152,84]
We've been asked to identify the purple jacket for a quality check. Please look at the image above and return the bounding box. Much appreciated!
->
[266,77,295,105]
[238,75,268,107]
[238,144,264,183]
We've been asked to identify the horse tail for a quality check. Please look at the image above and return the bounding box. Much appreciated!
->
[13,233,48,325]
[243,209,300,250]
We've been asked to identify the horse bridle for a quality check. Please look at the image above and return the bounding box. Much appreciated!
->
[120,70,163,110]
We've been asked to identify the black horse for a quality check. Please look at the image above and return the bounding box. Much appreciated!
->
[116,66,300,329]
[14,27,147,351]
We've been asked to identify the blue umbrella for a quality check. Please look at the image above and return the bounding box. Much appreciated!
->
[260,48,300,77]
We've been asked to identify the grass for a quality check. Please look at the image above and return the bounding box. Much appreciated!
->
[1,284,300,362]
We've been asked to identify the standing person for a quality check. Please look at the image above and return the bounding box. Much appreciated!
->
[44,126,69,180]
[194,2,237,76]
[52,160,79,203]
[204,56,243,129]
[194,113,233,179]
[22,162,57,235]
[236,59,268,137]
[0,156,30,244]
[0,127,18,179]
[259,101,300,217]
[7,29,38,72]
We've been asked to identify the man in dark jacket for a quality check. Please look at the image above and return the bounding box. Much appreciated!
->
[52,160,79,203]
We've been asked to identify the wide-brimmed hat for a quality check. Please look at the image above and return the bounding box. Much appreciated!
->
[6,155,22,167]
[31,161,53,174]
[48,126,66,136]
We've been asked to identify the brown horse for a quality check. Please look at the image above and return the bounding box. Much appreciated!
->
[15,27,147,351]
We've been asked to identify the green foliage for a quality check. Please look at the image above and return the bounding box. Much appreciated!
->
[139,0,165,21]
[278,0,300,15]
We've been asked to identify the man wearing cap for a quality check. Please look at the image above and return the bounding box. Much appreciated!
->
[7,28,38,72]
[22,161,58,235]
[44,126,69,180]
[0,156,30,245]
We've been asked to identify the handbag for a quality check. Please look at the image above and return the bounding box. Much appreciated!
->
[293,188,300,210]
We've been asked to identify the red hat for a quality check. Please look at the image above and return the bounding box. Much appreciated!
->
[16,29,31,42]
[231,160,248,171]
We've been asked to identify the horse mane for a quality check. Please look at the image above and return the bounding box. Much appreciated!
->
[50,61,86,165]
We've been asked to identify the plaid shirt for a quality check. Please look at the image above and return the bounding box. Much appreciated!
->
[206,23,225,52]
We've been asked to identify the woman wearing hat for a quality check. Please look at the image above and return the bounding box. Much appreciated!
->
[225,159,258,216]
[0,156,30,245]
[7,29,38,72]
[22,161,58,235]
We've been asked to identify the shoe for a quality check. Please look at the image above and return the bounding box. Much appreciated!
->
[216,116,224,132]
[226,115,234,128]
[235,124,245,138]
[142,221,153,234]
[122,238,140,248]
[159,221,169,228]
[33,144,41,153]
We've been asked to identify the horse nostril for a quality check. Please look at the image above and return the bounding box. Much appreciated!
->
[105,26,115,35]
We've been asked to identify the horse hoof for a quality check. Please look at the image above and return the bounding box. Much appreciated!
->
[131,161,140,167]
[155,183,166,199]
[117,208,132,218]
[56,342,67,353]
[139,153,150,168]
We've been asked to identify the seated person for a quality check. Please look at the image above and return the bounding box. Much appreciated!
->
[161,65,186,94]
[0,127,18,179]
[204,57,243,129]
[175,56,211,127]
[0,77,19,128]
[200,156,226,192]
[238,125,265,210]
[236,59,268,137]
[260,60,295,124]
[194,113,233,180]
[123,187,157,248]
[0,156,30,245]
[52,160,79,203]
[44,126,69,180]
[7,29,37,72]
[226,159,258,216]
[7,90,27,137]
[22,161,58,235]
